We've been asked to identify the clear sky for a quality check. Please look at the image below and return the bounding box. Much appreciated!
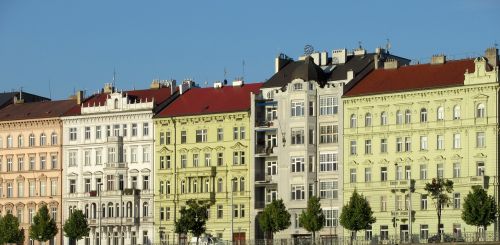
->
[0,0,498,99]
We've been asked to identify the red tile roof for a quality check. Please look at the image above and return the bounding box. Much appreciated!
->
[0,100,78,121]
[344,59,475,97]
[64,87,176,116]
[156,83,263,117]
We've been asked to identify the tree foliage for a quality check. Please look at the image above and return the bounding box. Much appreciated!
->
[424,178,453,236]
[299,196,325,242]
[174,199,211,244]
[259,199,291,239]
[0,213,25,244]
[29,205,58,242]
[340,190,376,241]
[64,209,90,245]
[462,186,497,233]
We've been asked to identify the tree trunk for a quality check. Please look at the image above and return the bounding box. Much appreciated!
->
[437,207,442,242]
[312,231,315,245]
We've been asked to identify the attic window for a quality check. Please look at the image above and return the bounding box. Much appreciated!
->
[293,83,303,91]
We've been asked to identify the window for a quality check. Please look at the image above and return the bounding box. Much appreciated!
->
[29,181,35,197]
[181,155,187,168]
[232,151,244,165]
[131,123,138,136]
[113,124,120,136]
[240,177,245,192]
[196,129,207,143]
[319,125,338,144]
[108,147,116,163]
[477,162,485,176]
[84,179,91,193]
[437,163,444,178]
[96,149,102,165]
[130,147,137,162]
[453,105,461,120]
[69,128,77,141]
[17,182,24,197]
[420,108,428,122]
[142,123,149,136]
[122,124,128,137]
[217,178,223,192]
[51,155,57,169]
[291,128,304,145]
[396,137,403,152]
[159,132,165,145]
[420,136,428,150]
[405,109,411,124]
[319,96,338,115]
[405,166,411,179]
[95,126,102,139]
[17,135,23,147]
[204,153,211,166]
[6,135,13,148]
[380,111,388,125]
[437,106,444,120]
[40,181,46,196]
[453,193,461,209]
[28,133,35,146]
[437,135,444,150]
[181,131,187,143]
[192,154,199,167]
[350,169,357,183]
[217,128,223,141]
[293,83,303,91]
[365,113,372,127]
[380,226,389,241]
[477,132,485,147]
[142,175,150,190]
[291,100,305,117]
[143,146,150,162]
[69,180,76,193]
[453,133,461,149]
[290,157,305,172]
[50,132,57,145]
[291,185,305,200]
[69,151,77,166]
[166,181,171,194]
[40,156,46,170]
[453,163,461,178]
[365,139,372,154]
[421,194,428,210]
[7,157,13,172]
[308,101,314,116]
[420,165,427,180]
[319,180,338,199]
[84,127,91,140]
[6,182,13,198]
[350,114,357,128]
[29,157,35,170]
[404,137,411,152]
[396,110,403,124]
[365,168,372,182]
[240,126,246,139]
[267,161,277,175]
[217,205,223,219]
[381,138,388,153]
[380,167,388,181]
[217,153,223,166]
[84,150,91,166]
[476,103,485,118]
[319,153,337,172]
[350,140,357,155]
[17,157,24,171]
[324,209,339,227]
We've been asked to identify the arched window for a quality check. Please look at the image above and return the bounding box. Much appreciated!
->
[365,113,372,127]
[18,135,23,148]
[405,109,411,124]
[101,204,106,218]
[193,179,198,193]
[166,181,171,195]
[240,177,245,192]
[114,99,119,109]
[84,204,89,218]
[29,134,35,147]
[115,203,120,218]
[350,114,357,128]
[181,180,186,194]
[420,108,428,123]
[476,103,486,118]
[396,110,403,125]
[232,178,238,192]
[453,105,461,120]
[380,111,388,125]
[217,178,223,192]
[6,135,13,148]
[159,181,164,195]
[51,133,58,145]
[92,203,97,218]
[127,202,133,217]
[40,133,47,146]
[437,107,444,121]
[205,179,210,193]
[142,202,149,217]
[108,202,114,218]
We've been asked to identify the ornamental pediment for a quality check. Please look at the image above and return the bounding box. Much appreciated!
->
[394,157,404,164]
[451,154,463,160]
[474,153,487,158]
[230,142,247,150]
[214,146,225,151]
[158,146,173,154]
[434,155,446,161]
[202,146,213,152]
[379,159,389,165]
[473,94,489,100]
[140,168,151,173]
[418,156,429,162]
[362,159,373,165]
[404,157,413,163]
[349,160,359,165]
[191,147,201,153]
[94,171,103,176]
[178,148,189,153]
[16,202,25,208]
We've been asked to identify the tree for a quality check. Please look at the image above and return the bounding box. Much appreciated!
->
[174,199,211,245]
[64,209,90,245]
[29,205,58,243]
[259,199,291,240]
[340,190,376,244]
[462,186,497,241]
[0,213,25,244]
[299,196,325,243]
[424,178,453,240]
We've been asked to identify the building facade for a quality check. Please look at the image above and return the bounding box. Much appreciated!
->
[342,48,499,242]
[153,81,261,244]
[0,99,77,245]
[61,82,178,245]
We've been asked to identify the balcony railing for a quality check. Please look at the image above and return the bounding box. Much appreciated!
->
[255,145,275,155]
[105,162,127,169]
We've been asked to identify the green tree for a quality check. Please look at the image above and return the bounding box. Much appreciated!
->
[299,196,325,243]
[174,199,211,245]
[0,213,25,244]
[259,199,291,240]
[29,205,58,243]
[340,190,376,244]
[424,178,453,239]
[64,209,90,245]
[462,186,497,241]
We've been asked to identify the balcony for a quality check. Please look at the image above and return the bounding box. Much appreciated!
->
[88,217,139,226]
[255,145,275,156]
[389,180,410,190]
[178,166,217,177]
[105,162,127,169]
[391,210,410,217]
[123,189,141,196]
[107,136,123,143]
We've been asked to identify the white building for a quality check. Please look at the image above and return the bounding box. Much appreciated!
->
[62,81,180,245]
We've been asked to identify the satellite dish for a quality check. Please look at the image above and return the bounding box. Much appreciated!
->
[304,45,314,56]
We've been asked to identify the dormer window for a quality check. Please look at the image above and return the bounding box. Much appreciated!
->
[293,83,303,91]
[114,99,118,109]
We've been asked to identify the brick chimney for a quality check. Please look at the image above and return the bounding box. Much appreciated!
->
[431,54,446,65]
[484,47,498,68]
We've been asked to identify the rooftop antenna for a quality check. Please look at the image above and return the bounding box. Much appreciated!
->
[386,38,392,54]
[358,41,363,49]
[224,67,227,80]
[112,69,117,88]
[19,86,23,100]
[242,59,245,80]
[304,44,314,56]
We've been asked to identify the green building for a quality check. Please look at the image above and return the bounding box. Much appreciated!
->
[153,81,262,243]
[342,48,499,242]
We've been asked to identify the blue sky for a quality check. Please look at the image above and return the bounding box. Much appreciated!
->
[0,0,498,99]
